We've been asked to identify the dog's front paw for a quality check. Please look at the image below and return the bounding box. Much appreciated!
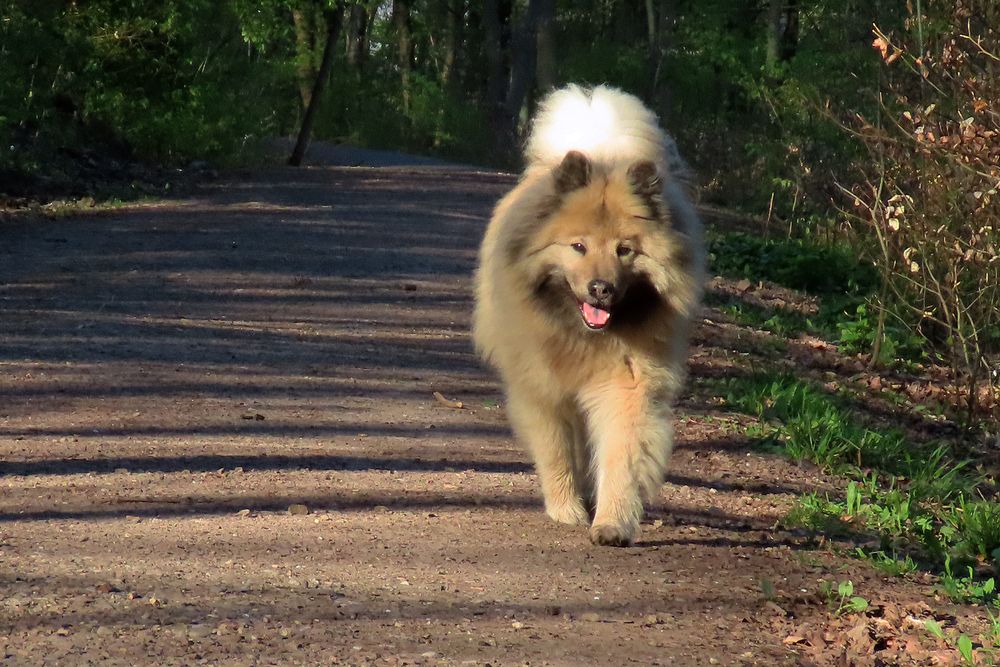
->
[546,500,590,526]
[589,522,636,547]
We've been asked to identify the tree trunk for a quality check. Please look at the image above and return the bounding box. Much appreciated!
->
[441,0,463,88]
[482,0,510,153]
[289,3,345,167]
[535,0,556,92]
[766,0,799,70]
[291,7,317,110]
[393,0,414,114]
[649,0,674,106]
[504,0,542,123]
[483,0,552,163]
[345,4,369,69]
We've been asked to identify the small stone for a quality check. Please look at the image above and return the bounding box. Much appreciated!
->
[288,504,309,516]
[188,624,213,639]
[511,621,524,629]
[237,509,252,517]
[95,626,114,637]
[55,627,70,636]
[421,652,437,658]
[581,612,601,622]
[652,519,663,528]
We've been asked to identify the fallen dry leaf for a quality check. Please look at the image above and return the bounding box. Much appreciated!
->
[433,391,464,409]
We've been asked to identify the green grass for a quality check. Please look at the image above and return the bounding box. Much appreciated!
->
[710,372,998,605]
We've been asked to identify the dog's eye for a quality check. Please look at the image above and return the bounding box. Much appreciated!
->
[616,244,634,257]
[570,242,587,255]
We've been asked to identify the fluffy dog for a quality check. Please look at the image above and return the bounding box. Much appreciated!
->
[473,85,704,546]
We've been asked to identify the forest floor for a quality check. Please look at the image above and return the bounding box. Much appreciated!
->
[0,150,991,666]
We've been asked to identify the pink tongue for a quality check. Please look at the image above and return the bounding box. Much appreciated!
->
[581,302,611,327]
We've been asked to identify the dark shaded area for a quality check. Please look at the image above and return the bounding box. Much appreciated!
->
[0,452,531,478]
[0,491,542,523]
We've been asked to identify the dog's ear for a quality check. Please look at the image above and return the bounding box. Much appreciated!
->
[553,150,591,193]
[627,160,661,198]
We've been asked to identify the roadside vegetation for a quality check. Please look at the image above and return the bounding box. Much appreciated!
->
[699,224,999,660]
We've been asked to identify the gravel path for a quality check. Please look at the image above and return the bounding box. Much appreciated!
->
[0,161,978,666]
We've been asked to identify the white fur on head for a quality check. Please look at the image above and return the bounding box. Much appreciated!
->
[525,85,670,173]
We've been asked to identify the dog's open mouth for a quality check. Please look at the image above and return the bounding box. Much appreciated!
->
[579,301,611,330]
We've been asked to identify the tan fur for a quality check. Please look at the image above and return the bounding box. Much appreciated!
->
[474,104,704,546]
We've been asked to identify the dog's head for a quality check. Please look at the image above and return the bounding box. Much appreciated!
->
[512,150,690,333]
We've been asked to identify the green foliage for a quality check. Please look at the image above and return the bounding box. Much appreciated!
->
[819,579,869,615]
[836,303,925,362]
[708,232,876,295]
[1,0,294,168]
[957,634,975,666]
[716,372,999,603]
[952,500,1000,567]
[939,557,997,605]
[855,548,918,577]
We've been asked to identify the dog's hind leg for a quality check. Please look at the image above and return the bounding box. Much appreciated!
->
[581,382,674,546]
[506,388,590,526]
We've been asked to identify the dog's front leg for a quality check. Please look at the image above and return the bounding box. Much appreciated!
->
[582,381,674,546]
[506,388,590,526]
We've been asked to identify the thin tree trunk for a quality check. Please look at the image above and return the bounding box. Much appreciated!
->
[766,0,799,70]
[289,3,345,167]
[441,0,463,88]
[345,4,369,69]
[535,0,556,92]
[291,8,317,109]
[649,0,674,108]
[482,0,510,154]
[393,0,414,114]
[484,0,551,163]
[504,1,541,120]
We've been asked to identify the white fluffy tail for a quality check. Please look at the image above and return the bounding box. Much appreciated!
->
[525,85,675,174]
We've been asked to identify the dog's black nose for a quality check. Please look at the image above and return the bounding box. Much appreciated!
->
[587,280,615,302]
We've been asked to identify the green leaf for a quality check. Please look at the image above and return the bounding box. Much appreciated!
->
[848,597,869,613]
[838,580,854,597]
[957,634,974,663]
[925,619,945,639]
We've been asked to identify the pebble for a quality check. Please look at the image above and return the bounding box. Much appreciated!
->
[288,504,309,516]
[580,612,601,622]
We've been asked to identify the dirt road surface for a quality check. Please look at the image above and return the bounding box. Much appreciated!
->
[0,159,979,666]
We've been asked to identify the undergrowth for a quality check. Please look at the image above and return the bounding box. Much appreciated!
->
[714,373,999,605]
[706,232,924,363]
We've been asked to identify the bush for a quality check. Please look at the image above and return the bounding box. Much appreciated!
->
[707,232,877,294]
[849,0,1000,425]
